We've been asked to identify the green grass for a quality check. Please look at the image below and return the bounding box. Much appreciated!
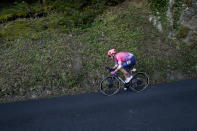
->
[0,1,44,23]
[0,0,196,102]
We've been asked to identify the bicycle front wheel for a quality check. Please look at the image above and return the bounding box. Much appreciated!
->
[129,72,149,92]
[100,76,120,96]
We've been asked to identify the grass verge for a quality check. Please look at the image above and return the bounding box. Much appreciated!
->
[0,0,196,102]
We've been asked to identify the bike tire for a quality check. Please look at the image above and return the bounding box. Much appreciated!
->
[129,72,149,92]
[100,76,120,96]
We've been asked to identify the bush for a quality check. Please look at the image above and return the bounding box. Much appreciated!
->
[0,14,14,23]
[105,0,125,6]
[184,0,193,7]
[177,26,190,38]
[148,0,169,13]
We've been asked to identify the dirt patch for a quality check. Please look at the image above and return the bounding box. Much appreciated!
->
[167,70,186,81]
[72,53,83,73]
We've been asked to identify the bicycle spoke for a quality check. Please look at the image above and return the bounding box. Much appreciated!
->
[130,72,149,92]
[100,76,120,96]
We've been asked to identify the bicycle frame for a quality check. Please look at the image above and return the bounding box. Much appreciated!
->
[106,67,134,86]
[116,76,126,84]
[113,73,133,85]
[113,73,137,88]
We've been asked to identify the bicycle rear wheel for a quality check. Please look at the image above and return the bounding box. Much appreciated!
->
[129,72,149,92]
[100,76,120,96]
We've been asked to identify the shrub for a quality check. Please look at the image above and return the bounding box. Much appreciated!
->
[184,0,193,7]
[0,14,14,23]
[105,0,125,6]
[148,0,169,13]
[177,26,190,38]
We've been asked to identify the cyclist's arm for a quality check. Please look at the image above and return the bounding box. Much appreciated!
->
[114,61,122,72]
[112,64,118,69]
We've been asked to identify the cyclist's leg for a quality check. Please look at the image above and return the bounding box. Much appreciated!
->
[121,66,133,83]
[121,66,134,83]
[128,56,136,74]
[120,68,130,79]
[121,56,136,81]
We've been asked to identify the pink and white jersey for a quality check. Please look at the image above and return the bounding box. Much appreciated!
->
[114,52,133,65]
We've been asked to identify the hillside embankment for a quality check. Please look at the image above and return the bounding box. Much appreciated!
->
[0,0,196,102]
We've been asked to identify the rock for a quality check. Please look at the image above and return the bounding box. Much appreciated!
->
[31,93,37,98]
[176,72,185,80]
[167,70,185,80]
[180,0,197,31]
[152,72,161,80]
[149,16,153,22]
[149,16,163,32]
[45,90,51,95]
[166,0,174,25]
[195,65,197,72]
[180,0,197,44]
[168,32,176,39]
[183,31,197,45]
[183,31,192,43]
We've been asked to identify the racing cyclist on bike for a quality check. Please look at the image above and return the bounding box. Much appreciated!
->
[108,49,136,83]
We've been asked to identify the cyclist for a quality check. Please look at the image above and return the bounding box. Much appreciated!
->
[108,49,136,83]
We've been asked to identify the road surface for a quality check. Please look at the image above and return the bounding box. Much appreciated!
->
[0,79,197,131]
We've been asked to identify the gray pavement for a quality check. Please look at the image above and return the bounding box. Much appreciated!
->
[0,79,197,131]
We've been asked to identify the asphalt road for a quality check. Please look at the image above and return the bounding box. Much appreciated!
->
[0,79,197,131]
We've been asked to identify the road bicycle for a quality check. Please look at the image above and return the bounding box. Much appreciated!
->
[100,67,149,96]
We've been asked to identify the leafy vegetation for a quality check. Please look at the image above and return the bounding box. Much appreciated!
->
[147,0,168,13]
[176,26,190,38]
[0,0,125,24]
[0,0,196,102]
